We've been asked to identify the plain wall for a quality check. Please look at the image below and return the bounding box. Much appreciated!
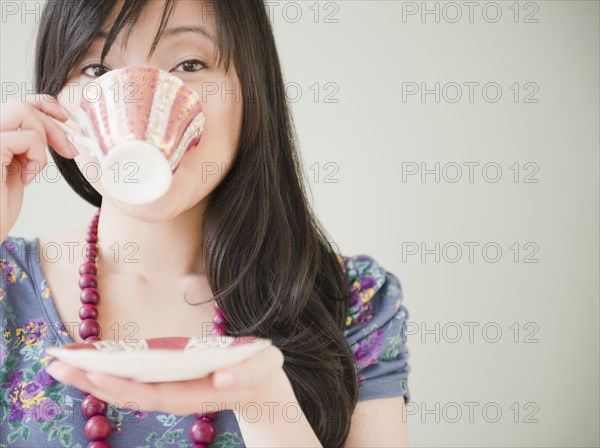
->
[1,1,598,446]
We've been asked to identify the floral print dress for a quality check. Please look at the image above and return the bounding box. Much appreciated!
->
[0,236,410,447]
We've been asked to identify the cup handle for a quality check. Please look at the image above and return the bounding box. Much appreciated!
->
[71,134,101,155]
[51,106,102,157]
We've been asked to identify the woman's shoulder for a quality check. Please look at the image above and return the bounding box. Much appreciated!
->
[0,235,40,290]
[0,235,53,318]
[1,228,85,289]
[337,252,407,332]
[337,252,411,403]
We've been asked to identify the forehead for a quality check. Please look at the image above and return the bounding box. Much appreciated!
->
[100,0,216,44]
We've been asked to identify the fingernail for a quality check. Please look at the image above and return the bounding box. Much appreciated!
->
[68,141,79,156]
[86,373,103,385]
[46,363,59,377]
[214,371,237,389]
[61,123,74,137]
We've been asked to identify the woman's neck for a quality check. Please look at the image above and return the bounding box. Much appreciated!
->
[94,199,207,280]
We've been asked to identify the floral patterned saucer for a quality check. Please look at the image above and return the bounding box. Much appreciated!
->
[45,335,271,382]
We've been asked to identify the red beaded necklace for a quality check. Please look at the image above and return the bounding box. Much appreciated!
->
[77,208,225,447]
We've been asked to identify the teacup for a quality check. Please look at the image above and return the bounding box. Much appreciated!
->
[57,65,205,204]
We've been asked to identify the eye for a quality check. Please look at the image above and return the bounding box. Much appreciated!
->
[81,64,110,78]
[172,59,206,73]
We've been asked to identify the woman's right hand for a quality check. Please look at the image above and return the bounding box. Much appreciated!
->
[0,94,78,243]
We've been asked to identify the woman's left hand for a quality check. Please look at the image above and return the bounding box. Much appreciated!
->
[44,343,286,415]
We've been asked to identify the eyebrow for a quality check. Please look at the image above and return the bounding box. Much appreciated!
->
[95,25,216,44]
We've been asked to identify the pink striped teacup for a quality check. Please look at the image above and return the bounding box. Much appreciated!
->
[59,65,205,204]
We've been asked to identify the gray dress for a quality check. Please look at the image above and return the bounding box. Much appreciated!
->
[0,236,410,447]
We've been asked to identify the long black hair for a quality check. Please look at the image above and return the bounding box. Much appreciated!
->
[35,1,359,445]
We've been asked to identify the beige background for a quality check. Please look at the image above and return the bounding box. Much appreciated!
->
[1,1,598,446]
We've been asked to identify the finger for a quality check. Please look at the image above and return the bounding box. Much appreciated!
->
[91,371,222,414]
[33,108,79,158]
[23,95,83,140]
[46,361,96,389]
[147,375,222,414]
[48,360,215,415]
[0,130,48,184]
[86,371,213,415]
[46,362,122,404]
[86,371,161,410]
[85,375,147,409]
[23,94,70,121]
[212,344,284,391]
[0,95,66,130]
[1,101,78,158]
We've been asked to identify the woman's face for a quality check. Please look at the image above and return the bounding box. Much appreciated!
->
[59,0,243,221]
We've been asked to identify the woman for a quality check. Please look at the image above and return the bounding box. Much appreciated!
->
[0,1,411,446]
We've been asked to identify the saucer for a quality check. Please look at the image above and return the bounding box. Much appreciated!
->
[45,335,272,383]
